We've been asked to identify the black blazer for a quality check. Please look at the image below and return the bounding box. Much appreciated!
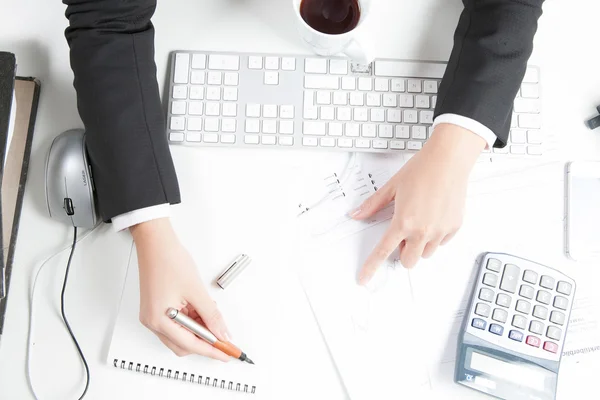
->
[62,0,543,222]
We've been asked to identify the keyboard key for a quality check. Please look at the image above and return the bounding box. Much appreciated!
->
[390,140,405,150]
[263,105,277,118]
[221,133,235,143]
[407,141,422,150]
[403,110,418,123]
[170,117,185,130]
[407,80,422,93]
[371,109,385,122]
[305,75,339,89]
[509,330,524,342]
[550,311,565,326]
[520,83,539,98]
[412,126,427,140]
[324,122,341,137]
[265,56,279,70]
[190,86,204,100]
[519,285,534,299]
[303,121,326,136]
[358,78,372,91]
[483,273,498,288]
[489,324,504,336]
[206,87,221,101]
[511,129,526,144]
[557,281,572,296]
[431,96,437,108]
[186,132,201,142]
[264,71,279,85]
[516,299,531,314]
[321,107,335,120]
[173,85,188,99]
[329,59,348,75]
[204,118,219,132]
[208,54,239,70]
[553,296,568,310]
[492,308,508,323]
[356,139,371,149]
[191,53,206,69]
[366,93,381,107]
[428,126,434,138]
[362,124,376,138]
[378,125,394,138]
[424,80,438,94]
[187,117,202,131]
[222,103,237,117]
[523,270,538,284]
[526,335,541,348]
[387,110,402,123]
[333,92,348,105]
[374,78,389,92]
[500,264,520,293]
[281,57,296,71]
[341,77,356,90]
[399,94,414,108]
[246,104,261,118]
[337,108,352,121]
[279,136,294,146]
[383,94,397,107]
[420,111,434,124]
[533,305,548,320]
[546,326,562,341]
[529,320,544,335]
[511,145,526,155]
[496,293,512,308]
[527,146,542,156]
[248,56,263,69]
[373,140,389,149]
[338,138,353,148]
[171,101,186,115]
[317,91,331,105]
[543,341,558,354]
[320,137,335,147]
[345,123,360,137]
[207,71,222,85]
[527,130,543,144]
[374,60,445,78]
[262,120,276,134]
[203,133,218,143]
[354,108,368,122]
[302,137,318,146]
[416,95,430,108]
[205,102,220,116]
[244,135,259,144]
[280,120,294,134]
[262,135,276,145]
[280,105,294,119]
[223,72,239,86]
[540,275,555,289]
[174,53,190,84]
[472,318,486,330]
[349,92,364,106]
[537,290,551,305]
[170,132,184,142]
[523,67,539,83]
[512,315,527,330]
[391,79,405,92]
[519,114,542,129]
[305,58,327,73]
[395,126,410,139]
[245,119,260,133]
[479,288,494,302]
[486,259,502,272]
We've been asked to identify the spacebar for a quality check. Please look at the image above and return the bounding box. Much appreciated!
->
[374,60,447,79]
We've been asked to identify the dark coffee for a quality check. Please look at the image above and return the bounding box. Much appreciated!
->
[300,0,361,35]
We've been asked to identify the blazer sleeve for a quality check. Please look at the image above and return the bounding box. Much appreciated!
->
[63,0,181,222]
[434,0,544,147]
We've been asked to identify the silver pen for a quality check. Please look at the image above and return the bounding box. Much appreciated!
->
[166,308,254,364]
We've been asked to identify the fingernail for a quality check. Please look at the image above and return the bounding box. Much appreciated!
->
[348,207,361,218]
[358,273,370,286]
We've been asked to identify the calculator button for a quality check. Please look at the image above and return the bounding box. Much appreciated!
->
[479,288,494,302]
[475,303,491,318]
[536,290,551,305]
[547,326,562,341]
[509,330,524,342]
[523,270,538,284]
[532,305,548,320]
[519,285,534,299]
[526,335,541,348]
[540,275,555,289]
[557,281,572,295]
[496,293,512,308]
[516,299,531,314]
[529,320,544,335]
[543,341,559,353]
[489,324,504,336]
[486,258,502,272]
[482,273,498,288]
[500,264,520,293]
[492,308,508,323]
[472,318,487,330]
[550,311,565,326]
[512,315,527,330]
[553,295,568,310]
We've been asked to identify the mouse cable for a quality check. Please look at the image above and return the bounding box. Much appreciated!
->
[27,225,101,400]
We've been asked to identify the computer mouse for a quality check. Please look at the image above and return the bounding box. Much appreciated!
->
[45,129,98,228]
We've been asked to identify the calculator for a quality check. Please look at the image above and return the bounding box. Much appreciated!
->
[456,253,575,400]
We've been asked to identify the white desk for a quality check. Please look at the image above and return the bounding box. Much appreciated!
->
[0,0,599,399]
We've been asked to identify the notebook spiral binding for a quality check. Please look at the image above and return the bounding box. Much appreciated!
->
[113,358,257,394]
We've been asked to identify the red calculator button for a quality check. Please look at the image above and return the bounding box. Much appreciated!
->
[543,341,558,353]
[526,335,541,347]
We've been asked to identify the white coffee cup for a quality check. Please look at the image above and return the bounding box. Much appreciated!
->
[292,0,372,64]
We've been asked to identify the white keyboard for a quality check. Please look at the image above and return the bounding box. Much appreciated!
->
[166,51,543,155]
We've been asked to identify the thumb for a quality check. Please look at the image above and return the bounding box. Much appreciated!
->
[349,184,395,220]
[189,292,231,343]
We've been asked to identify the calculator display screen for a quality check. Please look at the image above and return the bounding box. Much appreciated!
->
[469,351,547,391]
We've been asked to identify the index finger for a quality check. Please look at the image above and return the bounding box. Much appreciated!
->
[359,224,405,285]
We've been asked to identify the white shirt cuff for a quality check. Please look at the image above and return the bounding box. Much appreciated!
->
[432,113,497,150]
[111,203,171,232]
